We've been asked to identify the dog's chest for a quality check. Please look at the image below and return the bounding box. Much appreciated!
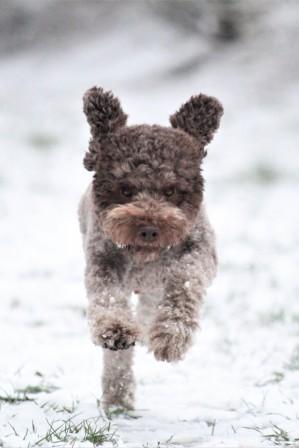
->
[127,261,164,296]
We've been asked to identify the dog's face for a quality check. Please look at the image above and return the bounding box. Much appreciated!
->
[83,87,223,262]
[92,126,203,262]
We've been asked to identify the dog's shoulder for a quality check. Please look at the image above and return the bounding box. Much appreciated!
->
[91,241,127,281]
[179,236,201,256]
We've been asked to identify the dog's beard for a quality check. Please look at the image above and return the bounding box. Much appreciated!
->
[102,199,190,263]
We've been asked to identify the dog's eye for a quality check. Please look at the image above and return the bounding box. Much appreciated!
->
[121,186,133,198]
[164,187,175,197]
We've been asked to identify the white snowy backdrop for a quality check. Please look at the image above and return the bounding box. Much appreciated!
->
[0,1,298,447]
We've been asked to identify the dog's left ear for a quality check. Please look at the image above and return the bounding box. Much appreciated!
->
[170,94,223,148]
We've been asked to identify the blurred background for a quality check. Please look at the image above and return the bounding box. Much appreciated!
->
[0,1,299,447]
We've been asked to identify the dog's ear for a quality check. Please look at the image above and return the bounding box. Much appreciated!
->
[83,140,101,171]
[83,86,127,137]
[170,94,223,148]
[83,86,127,171]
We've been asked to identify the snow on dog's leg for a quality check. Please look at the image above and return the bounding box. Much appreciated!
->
[149,211,217,363]
[148,274,203,363]
[85,248,139,411]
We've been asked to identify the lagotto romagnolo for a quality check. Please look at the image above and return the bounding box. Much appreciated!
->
[78,86,223,411]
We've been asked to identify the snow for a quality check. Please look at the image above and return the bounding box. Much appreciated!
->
[1,3,299,447]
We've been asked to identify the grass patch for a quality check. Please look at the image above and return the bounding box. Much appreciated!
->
[33,415,117,447]
[40,400,77,414]
[106,406,130,419]
[244,423,299,446]
[0,391,34,404]
[16,384,58,395]
[263,424,299,445]
[0,382,58,406]
[271,371,284,383]
[256,371,284,387]
[105,405,140,420]
[206,419,217,436]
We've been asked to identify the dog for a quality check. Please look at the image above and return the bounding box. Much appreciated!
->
[78,87,223,412]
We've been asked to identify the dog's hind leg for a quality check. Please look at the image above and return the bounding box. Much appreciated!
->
[102,346,135,412]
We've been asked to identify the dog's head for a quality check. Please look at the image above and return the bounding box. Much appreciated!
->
[83,87,223,263]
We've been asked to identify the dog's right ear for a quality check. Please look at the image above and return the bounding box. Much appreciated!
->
[83,87,127,171]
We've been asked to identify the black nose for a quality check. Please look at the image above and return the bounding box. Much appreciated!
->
[138,226,159,242]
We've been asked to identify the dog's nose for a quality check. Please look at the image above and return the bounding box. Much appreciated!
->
[138,226,159,242]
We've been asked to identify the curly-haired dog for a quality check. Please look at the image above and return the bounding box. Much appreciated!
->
[79,87,223,411]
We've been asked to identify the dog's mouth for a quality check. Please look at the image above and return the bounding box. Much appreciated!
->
[113,241,171,263]
[113,242,172,252]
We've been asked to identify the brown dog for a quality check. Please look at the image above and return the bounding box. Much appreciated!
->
[78,87,223,411]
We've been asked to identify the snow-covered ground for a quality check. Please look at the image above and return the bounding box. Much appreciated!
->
[1,3,299,447]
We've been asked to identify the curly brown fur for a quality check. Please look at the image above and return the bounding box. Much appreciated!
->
[102,195,190,263]
[83,86,127,170]
[170,94,223,147]
[79,87,223,412]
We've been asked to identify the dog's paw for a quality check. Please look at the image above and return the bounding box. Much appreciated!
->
[94,319,139,351]
[149,321,192,362]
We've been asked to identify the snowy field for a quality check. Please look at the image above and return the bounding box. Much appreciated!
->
[1,2,299,447]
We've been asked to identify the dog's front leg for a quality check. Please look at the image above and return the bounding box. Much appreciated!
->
[149,277,202,362]
[149,252,216,362]
[85,248,139,411]
[85,250,139,350]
